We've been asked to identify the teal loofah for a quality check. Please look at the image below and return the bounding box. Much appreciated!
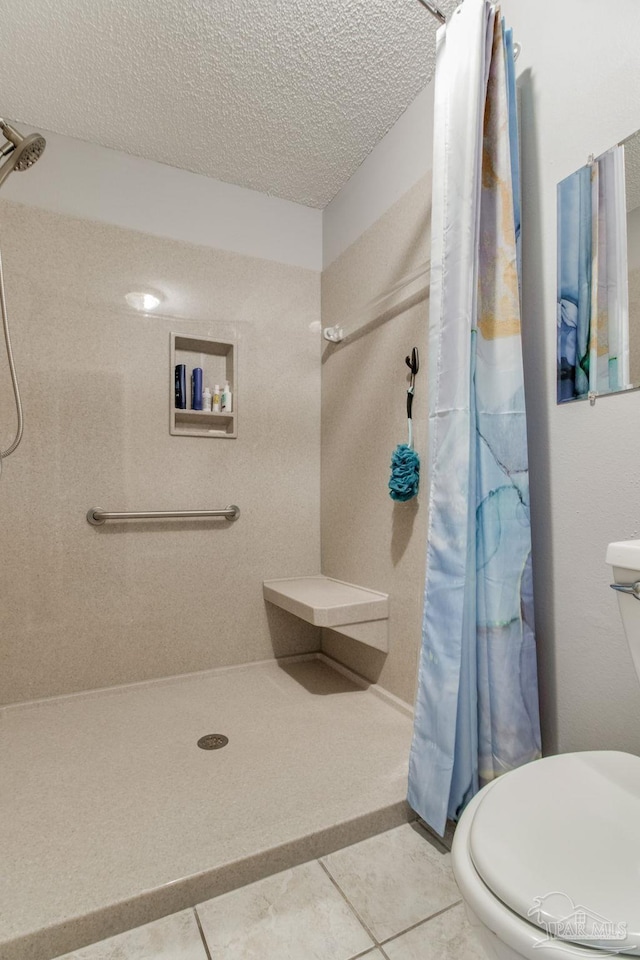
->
[389,443,420,501]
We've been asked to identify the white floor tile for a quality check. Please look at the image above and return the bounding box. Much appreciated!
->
[54,911,207,960]
[196,859,374,960]
[383,904,486,959]
[321,823,460,942]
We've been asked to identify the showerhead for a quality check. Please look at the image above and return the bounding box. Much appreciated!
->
[0,119,46,190]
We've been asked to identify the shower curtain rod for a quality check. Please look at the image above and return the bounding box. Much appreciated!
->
[416,0,521,57]
[417,0,447,25]
[323,260,430,345]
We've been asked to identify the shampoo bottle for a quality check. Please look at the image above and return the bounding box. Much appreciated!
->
[212,384,221,414]
[192,367,203,410]
[175,364,187,409]
[221,380,232,413]
[202,387,212,412]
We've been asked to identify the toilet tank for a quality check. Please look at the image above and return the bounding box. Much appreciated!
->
[607,539,640,682]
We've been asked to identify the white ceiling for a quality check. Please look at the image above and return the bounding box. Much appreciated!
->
[0,0,453,209]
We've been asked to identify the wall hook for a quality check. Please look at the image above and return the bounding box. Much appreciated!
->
[405,347,419,421]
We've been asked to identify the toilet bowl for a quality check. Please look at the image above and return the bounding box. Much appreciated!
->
[451,540,640,959]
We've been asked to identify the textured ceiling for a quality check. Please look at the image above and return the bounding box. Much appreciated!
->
[0,0,455,208]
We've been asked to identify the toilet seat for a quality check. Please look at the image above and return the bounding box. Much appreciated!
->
[466,751,640,955]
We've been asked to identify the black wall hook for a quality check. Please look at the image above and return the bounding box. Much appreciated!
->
[405,347,419,419]
[405,347,419,377]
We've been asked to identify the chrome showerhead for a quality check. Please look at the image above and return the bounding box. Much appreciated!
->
[0,119,46,189]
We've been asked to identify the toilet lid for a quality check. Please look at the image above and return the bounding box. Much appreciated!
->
[469,751,640,954]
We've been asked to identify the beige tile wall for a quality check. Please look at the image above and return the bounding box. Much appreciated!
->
[321,176,431,705]
[0,200,321,704]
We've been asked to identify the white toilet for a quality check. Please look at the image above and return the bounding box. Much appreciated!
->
[451,539,640,959]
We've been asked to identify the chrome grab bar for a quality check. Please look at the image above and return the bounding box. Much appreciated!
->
[86,505,240,526]
[610,581,640,601]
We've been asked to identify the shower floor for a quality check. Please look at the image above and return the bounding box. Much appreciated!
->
[0,654,414,960]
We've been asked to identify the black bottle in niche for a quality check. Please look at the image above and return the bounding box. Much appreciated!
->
[191,367,203,410]
[175,364,186,409]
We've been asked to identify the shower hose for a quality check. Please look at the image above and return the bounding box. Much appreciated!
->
[0,240,24,481]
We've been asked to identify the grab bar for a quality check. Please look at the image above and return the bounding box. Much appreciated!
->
[86,505,240,525]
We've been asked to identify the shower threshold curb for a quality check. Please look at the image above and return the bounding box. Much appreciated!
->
[6,801,414,960]
[0,654,414,960]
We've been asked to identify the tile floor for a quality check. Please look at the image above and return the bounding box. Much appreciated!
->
[55,823,486,960]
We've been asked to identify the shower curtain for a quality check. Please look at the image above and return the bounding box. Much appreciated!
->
[407,0,541,837]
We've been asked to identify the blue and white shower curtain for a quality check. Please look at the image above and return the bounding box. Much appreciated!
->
[408,0,541,837]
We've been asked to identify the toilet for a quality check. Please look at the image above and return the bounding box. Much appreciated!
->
[451,539,640,959]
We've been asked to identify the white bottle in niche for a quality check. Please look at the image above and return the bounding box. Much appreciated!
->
[221,380,233,414]
[202,387,212,412]
[212,384,221,414]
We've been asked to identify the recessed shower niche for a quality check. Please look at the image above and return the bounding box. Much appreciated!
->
[170,333,237,438]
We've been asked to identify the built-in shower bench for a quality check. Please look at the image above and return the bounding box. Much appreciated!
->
[263,575,389,652]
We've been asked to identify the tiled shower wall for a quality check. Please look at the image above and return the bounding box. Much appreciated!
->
[0,200,321,704]
[321,176,431,705]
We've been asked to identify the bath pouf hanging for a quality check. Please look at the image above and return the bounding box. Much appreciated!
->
[389,348,420,502]
[389,443,420,501]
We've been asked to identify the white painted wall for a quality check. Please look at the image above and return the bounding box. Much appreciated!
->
[502,0,640,755]
[322,82,435,268]
[323,0,640,755]
[0,128,322,271]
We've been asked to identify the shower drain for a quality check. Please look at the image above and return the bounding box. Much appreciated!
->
[197,734,229,750]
